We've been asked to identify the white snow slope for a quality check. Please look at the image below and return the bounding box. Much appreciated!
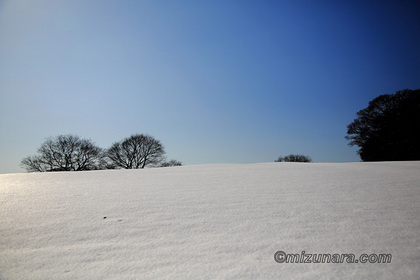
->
[1,162,419,279]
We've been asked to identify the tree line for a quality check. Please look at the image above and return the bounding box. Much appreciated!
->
[21,88,419,172]
[21,134,182,172]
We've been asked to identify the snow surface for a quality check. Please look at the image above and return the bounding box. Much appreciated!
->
[1,162,419,279]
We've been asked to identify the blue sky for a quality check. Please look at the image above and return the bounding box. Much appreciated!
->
[1,0,419,173]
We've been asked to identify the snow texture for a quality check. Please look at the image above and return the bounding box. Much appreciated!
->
[1,162,419,279]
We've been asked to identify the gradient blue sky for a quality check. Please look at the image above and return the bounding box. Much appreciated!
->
[1,0,419,173]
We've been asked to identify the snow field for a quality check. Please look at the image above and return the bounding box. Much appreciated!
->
[1,162,419,279]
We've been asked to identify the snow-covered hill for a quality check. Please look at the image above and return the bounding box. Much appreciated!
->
[1,162,419,279]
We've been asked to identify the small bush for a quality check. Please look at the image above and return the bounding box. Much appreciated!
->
[159,159,182,167]
[275,154,312,163]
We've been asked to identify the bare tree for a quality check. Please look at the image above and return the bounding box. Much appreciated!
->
[21,156,46,172]
[21,135,105,172]
[107,134,165,169]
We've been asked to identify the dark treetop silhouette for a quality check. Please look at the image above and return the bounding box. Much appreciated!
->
[346,89,420,161]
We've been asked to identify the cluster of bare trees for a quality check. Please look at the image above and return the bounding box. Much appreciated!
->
[22,134,317,173]
[21,134,182,172]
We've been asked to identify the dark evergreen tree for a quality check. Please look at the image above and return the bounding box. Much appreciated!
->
[346,89,420,161]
